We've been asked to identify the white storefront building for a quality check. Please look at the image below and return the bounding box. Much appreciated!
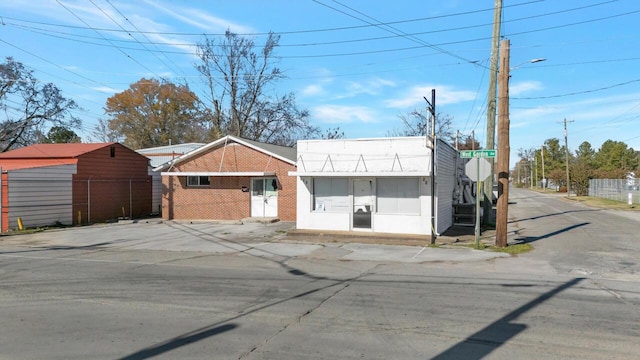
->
[290,136,461,236]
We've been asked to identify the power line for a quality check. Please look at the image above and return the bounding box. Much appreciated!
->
[513,78,640,100]
[313,0,485,68]
[56,0,159,77]
[103,0,188,78]
[3,1,623,51]
[0,0,545,37]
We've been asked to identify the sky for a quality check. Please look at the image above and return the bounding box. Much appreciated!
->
[1,0,639,167]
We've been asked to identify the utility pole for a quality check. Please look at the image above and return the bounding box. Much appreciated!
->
[424,90,436,245]
[484,0,503,226]
[455,130,459,150]
[541,145,545,188]
[471,130,475,150]
[533,152,538,188]
[562,118,574,196]
[496,38,510,248]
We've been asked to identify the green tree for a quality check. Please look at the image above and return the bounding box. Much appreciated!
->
[570,159,593,196]
[575,141,595,167]
[0,57,80,151]
[593,140,638,176]
[42,126,81,143]
[195,30,317,146]
[547,168,567,191]
[542,138,566,173]
[104,78,206,149]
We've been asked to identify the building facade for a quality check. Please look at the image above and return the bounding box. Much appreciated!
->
[159,136,297,222]
[290,137,460,236]
[0,143,151,232]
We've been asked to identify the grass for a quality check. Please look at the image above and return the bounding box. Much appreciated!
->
[3,227,47,236]
[466,242,533,255]
[565,196,640,211]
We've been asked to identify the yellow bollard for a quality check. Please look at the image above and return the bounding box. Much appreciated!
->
[17,217,24,231]
[78,210,82,225]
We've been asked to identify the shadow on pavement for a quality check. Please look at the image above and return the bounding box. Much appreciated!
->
[509,209,600,223]
[118,324,238,360]
[431,277,585,360]
[513,222,589,244]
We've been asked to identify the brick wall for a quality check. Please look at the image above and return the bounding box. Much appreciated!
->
[74,144,152,224]
[162,142,297,221]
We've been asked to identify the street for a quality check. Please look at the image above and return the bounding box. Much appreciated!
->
[0,188,639,359]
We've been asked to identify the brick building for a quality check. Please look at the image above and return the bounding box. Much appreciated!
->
[0,143,151,232]
[157,135,297,222]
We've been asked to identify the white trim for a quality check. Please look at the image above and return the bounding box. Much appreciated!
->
[162,171,276,177]
[153,135,295,171]
[289,171,430,177]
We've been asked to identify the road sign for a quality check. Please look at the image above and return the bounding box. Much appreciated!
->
[460,149,496,158]
[466,158,492,182]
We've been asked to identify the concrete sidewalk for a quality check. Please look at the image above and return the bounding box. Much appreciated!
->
[1,220,511,264]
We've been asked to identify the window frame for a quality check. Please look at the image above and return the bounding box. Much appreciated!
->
[312,177,349,213]
[187,175,211,187]
[376,177,421,215]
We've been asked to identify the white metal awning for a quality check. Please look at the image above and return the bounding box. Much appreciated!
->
[288,171,431,177]
[162,171,276,177]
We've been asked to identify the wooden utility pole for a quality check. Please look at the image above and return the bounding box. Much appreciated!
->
[484,0,503,225]
[563,118,574,196]
[495,38,510,248]
[541,145,545,188]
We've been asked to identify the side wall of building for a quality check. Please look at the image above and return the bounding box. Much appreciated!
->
[162,143,296,221]
[435,140,458,233]
[3,165,75,231]
[73,144,152,224]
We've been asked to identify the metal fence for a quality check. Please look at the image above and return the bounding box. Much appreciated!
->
[589,178,640,204]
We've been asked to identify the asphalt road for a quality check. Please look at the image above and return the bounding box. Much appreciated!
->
[506,187,640,280]
[0,189,639,359]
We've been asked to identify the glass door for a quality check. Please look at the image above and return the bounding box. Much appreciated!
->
[251,177,278,217]
[352,179,374,229]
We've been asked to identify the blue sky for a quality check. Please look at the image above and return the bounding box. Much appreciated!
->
[1,0,639,167]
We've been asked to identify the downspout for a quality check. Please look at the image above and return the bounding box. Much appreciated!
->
[87,177,91,223]
[0,167,3,232]
[129,177,133,219]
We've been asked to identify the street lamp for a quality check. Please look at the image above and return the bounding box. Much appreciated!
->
[511,58,547,70]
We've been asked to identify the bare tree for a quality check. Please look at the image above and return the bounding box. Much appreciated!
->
[0,57,80,151]
[195,30,317,146]
[387,110,455,144]
[89,118,122,143]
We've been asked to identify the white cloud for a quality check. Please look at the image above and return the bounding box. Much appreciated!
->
[510,81,543,96]
[312,105,377,124]
[385,85,476,108]
[302,84,324,96]
[91,86,120,93]
[141,0,254,33]
[343,78,397,97]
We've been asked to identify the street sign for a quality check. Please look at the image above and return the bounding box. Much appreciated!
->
[466,158,492,182]
[460,149,496,158]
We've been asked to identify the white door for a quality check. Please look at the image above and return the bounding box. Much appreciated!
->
[251,177,278,217]
[352,179,374,230]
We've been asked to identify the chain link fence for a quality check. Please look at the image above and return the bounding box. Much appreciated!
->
[589,178,640,204]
